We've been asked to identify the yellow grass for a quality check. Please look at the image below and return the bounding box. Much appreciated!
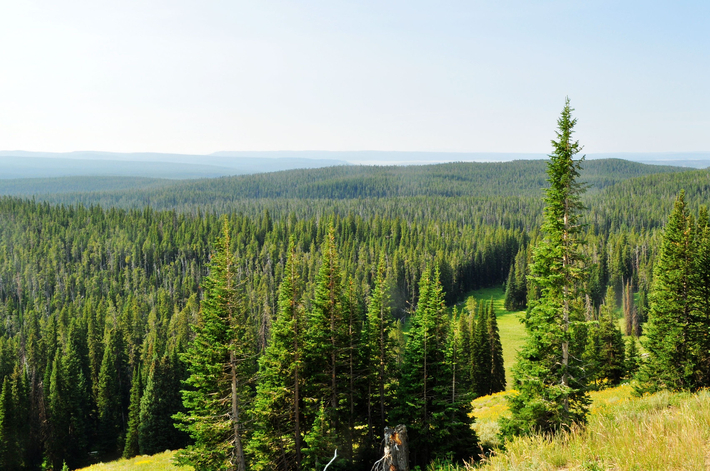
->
[77,450,190,471]
[437,385,710,470]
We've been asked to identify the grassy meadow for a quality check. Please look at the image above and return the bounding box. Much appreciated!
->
[77,451,188,471]
[459,286,527,388]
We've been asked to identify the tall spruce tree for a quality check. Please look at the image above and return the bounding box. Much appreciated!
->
[472,302,491,397]
[303,227,348,456]
[0,377,17,471]
[503,98,590,436]
[596,287,626,386]
[637,192,710,392]
[248,239,307,471]
[365,257,395,441]
[123,366,141,459]
[175,219,254,471]
[96,326,126,457]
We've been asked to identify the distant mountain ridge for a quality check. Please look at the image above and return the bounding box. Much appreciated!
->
[0,151,349,179]
[1,158,691,211]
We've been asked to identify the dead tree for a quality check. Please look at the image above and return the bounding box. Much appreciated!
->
[371,425,409,471]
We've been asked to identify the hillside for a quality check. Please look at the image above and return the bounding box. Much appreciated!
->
[6,159,687,210]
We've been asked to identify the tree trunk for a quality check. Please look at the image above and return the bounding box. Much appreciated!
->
[372,425,409,471]
[230,351,246,471]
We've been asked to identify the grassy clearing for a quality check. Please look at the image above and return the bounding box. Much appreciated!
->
[458,286,527,389]
[441,385,710,470]
[77,451,189,471]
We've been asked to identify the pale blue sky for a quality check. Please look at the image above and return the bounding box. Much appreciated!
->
[1,1,707,154]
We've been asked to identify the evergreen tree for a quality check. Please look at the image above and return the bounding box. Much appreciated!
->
[472,302,491,397]
[175,219,254,471]
[96,326,126,458]
[488,302,506,394]
[139,354,185,454]
[11,364,30,469]
[62,323,92,468]
[302,403,343,471]
[123,366,141,459]
[393,267,477,466]
[365,258,395,440]
[595,287,626,386]
[503,98,590,436]
[249,239,306,471]
[637,192,709,391]
[0,377,18,471]
[303,227,348,455]
[625,337,640,377]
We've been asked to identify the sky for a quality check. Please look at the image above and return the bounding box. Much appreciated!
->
[0,1,708,155]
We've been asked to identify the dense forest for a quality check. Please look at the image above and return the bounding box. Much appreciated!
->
[0,150,707,469]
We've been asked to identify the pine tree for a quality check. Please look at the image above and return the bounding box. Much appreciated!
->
[637,192,708,391]
[249,239,306,471]
[123,366,141,459]
[0,377,18,471]
[10,364,30,469]
[175,219,254,471]
[625,337,639,377]
[302,403,342,471]
[47,350,71,470]
[365,258,395,440]
[488,302,506,393]
[139,354,184,454]
[472,302,491,397]
[62,323,92,468]
[503,98,590,436]
[303,227,348,453]
[595,287,626,386]
[96,325,129,458]
[393,267,477,466]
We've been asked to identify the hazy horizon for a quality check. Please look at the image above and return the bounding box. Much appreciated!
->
[2,2,708,155]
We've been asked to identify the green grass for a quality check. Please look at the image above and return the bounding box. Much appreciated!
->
[77,451,189,471]
[458,286,527,389]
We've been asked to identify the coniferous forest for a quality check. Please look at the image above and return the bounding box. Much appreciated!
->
[0,104,710,470]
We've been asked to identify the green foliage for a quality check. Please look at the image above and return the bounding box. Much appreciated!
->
[174,220,255,471]
[394,267,477,466]
[637,192,710,392]
[503,99,591,437]
[123,366,142,459]
[248,240,307,471]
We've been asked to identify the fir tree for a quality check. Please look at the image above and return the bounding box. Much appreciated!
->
[472,302,491,397]
[47,350,71,471]
[123,366,141,459]
[365,258,395,440]
[303,227,348,454]
[637,192,708,391]
[96,327,126,457]
[0,377,18,471]
[11,364,30,469]
[175,219,254,471]
[488,302,506,394]
[139,354,185,454]
[302,403,342,471]
[503,98,590,436]
[595,287,626,386]
[625,337,640,377]
[249,239,306,471]
[393,267,477,466]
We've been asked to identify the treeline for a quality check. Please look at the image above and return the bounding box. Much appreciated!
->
[22,159,688,212]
